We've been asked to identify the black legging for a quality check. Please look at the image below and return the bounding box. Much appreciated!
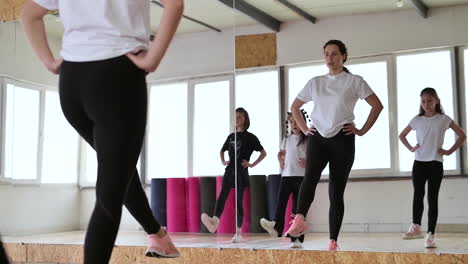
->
[274,176,304,242]
[296,130,355,241]
[59,55,161,263]
[412,160,443,234]
[214,167,249,228]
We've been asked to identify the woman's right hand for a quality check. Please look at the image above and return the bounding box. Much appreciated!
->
[222,160,230,166]
[410,144,421,152]
[45,58,63,74]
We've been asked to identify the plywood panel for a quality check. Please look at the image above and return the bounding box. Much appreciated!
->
[235,33,276,69]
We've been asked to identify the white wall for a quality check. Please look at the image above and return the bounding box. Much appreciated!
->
[0,185,80,236]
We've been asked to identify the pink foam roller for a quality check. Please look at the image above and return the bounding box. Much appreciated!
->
[283,194,294,235]
[186,177,201,233]
[241,187,251,233]
[216,176,236,234]
[166,178,187,232]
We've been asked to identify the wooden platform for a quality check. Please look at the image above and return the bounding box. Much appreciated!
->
[4,231,468,263]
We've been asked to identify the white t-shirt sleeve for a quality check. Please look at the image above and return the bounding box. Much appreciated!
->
[280,137,286,151]
[443,115,453,129]
[409,116,419,130]
[296,79,314,103]
[356,77,374,100]
[33,0,58,10]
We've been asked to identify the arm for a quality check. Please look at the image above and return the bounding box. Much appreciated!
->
[399,125,420,152]
[344,93,383,136]
[278,150,286,169]
[220,150,229,166]
[439,121,467,155]
[21,1,62,74]
[242,150,267,168]
[291,98,314,135]
[127,0,184,72]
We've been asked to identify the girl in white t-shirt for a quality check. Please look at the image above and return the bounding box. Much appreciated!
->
[399,87,466,248]
[260,110,310,248]
[21,0,184,262]
[286,40,384,251]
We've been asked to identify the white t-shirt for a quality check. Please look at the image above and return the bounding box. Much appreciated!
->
[409,113,453,162]
[281,134,307,177]
[33,0,151,62]
[296,71,374,138]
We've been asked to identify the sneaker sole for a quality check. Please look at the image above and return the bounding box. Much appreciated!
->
[260,220,278,237]
[145,249,180,258]
[201,215,217,233]
[402,234,424,240]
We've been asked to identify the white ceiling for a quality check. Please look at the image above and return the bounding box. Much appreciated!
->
[44,0,468,38]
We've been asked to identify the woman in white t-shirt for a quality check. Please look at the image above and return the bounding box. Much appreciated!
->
[286,40,384,250]
[260,110,309,248]
[399,87,465,248]
[21,0,183,262]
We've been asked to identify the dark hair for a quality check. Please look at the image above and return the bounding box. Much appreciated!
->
[236,107,250,130]
[323,39,350,73]
[285,111,309,146]
[418,87,444,116]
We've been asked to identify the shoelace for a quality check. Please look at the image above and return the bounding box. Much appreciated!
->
[288,214,297,225]
[408,224,417,233]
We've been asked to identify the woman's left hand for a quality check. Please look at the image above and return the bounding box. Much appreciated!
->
[126,51,159,73]
[343,123,363,136]
[438,148,451,156]
[241,160,253,168]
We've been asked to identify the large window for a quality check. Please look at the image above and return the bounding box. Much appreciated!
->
[287,64,325,114]
[193,79,231,176]
[147,83,188,180]
[41,91,79,183]
[397,50,456,172]
[4,83,40,181]
[348,60,390,170]
[236,70,280,175]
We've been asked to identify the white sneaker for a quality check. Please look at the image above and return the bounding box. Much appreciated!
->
[424,232,437,248]
[201,214,219,233]
[290,240,303,248]
[260,218,278,237]
[402,223,424,240]
[232,228,242,243]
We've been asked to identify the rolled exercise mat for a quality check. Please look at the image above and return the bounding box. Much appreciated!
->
[166,178,187,232]
[283,194,294,235]
[249,175,268,233]
[216,176,236,234]
[199,176,217,233]
[241,187,251,233]
[186,177,201,233]
[267,174,282,220]
[150,178,167,227]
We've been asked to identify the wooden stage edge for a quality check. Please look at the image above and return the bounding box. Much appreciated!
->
[4,243,468,264]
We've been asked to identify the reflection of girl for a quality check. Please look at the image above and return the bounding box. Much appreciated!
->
[201,107,267,242]
[260,111,309,248]
[21,0,183,261]
[287,40,383,251]
[399,87,465,248]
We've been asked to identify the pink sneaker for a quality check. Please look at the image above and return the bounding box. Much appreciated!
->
[284,215,307,238]
[402,224,424,240]
[146,231,180,258]
[328,240,339,251]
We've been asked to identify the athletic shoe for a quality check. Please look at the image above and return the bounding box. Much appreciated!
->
[260,218,279,237]
[201,214,219,233]
[145,230,180,258]
[402,223,424,239]
[284,215,307,237]
[424,232,437,248]
[328,239,339,251]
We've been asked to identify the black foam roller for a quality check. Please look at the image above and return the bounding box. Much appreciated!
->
[150,178,167,227]
[199,177,217,233]
[267,174,282,220]
[249,175,268,233]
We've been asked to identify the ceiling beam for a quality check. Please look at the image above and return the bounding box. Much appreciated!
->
[151,1,221,32]
[218,0,281,32]
[409,0,428,18]
[277,0,316,24]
